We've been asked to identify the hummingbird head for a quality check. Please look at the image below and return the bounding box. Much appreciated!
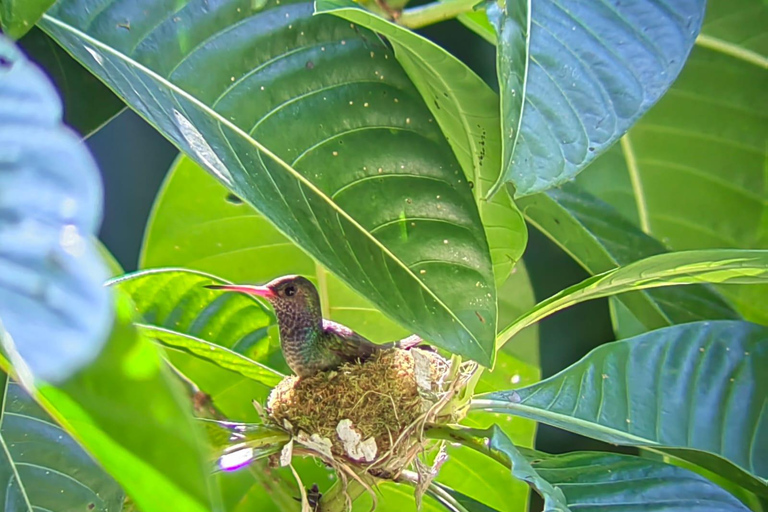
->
[205,275,322,330]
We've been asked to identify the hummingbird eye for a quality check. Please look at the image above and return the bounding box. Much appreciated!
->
[284,285,297,297]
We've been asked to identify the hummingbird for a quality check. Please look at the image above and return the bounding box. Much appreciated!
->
[205,275,423,377]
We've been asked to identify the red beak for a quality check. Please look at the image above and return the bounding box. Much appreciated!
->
[205,284,276,299]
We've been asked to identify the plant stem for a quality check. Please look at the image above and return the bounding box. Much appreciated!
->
[318,477,367,512]
[398,0,482,29]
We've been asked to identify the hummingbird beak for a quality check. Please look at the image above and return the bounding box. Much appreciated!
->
[204,284,276,299]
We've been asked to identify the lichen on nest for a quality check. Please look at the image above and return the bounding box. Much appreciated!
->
[267,348,450,463]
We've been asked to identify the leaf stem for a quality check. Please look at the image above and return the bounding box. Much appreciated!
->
[318,477,367,512]
[398,0,482,29]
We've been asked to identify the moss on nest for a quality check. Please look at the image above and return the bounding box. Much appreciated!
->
[267,348,448,462]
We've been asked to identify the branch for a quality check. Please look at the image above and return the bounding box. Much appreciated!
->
[398,0,482,29]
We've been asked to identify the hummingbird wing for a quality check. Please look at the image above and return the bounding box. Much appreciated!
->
[321,319,384,361]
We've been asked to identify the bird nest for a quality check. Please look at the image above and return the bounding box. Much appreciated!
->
[266,348,469,469]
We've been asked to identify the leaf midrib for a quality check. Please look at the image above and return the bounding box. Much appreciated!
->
[139,324,284,381]
[473,398,663,446]
[695,33,768,69]
[41,13,487,360]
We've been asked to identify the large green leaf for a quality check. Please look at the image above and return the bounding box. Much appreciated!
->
[18,28,124,137]
[480,426,568,512]
[351,481,446,512]
[457,9,496,45]
[41,0,497,365]
[0,373,124,511]
[517,183,739,338]
[498,249,767,346]
[531,451,751,512]
[109,268,275,358]
[439,427,751,511]
[0,0,53,39]
[489,0,706,196]
[477,321,768,496]
[575,0,768,324]
[316,0,527,287]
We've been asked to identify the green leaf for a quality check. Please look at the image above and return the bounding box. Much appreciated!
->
[316,0,527,286]
[41,0,497,365]
[490,0,707,196]
[440,427,752,511]
[578,1,767,235]
[0,0,54,39]
[1,292,221,512]
[577,1,768,324]
[575,0,768,325]
[498,249,767,346]
[109,268,275,357]
[496,261,540,367]
[140,326,283,387]
[478,320,768,496]
[109,267,282,417]
[437,352,539,512]
[486,0,528,197]
[531,451,752,512]
[351,481,446,512]
[165,342,276,423]
[0,38,217,511]
[517,183,739,339]
[0,374,124,511]
[485,427,568,512]
[435,426,570,512]
[429,483,501,512]
[17,28,124,137]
